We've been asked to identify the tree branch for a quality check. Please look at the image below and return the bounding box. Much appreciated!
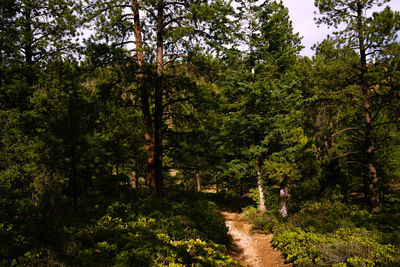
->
[332,127,362,137]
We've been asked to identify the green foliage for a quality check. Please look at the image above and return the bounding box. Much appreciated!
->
[242,206,280,233]
[1,191,238,266]
[2,0,400,266]
[272,227,399,266]
[67,193,237,266]
[245,200,400,266]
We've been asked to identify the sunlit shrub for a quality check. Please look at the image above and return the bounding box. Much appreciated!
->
[263,201,400,266]
[242,206,281,233]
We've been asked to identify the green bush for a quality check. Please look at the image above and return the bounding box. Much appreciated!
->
[242,206,281,233]
[253,200,400,266]
[290,200,354,233]
[63,196,237,266]
[272,227,399,266]
[272,227,325,266]
[2,191,238,266]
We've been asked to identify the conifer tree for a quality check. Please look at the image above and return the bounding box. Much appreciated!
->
[315,0,400,213]
[84,0,235,195]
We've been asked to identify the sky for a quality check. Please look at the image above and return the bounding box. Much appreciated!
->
[281,0,400,57]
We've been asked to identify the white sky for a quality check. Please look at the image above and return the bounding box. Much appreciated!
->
[281,0,400,57]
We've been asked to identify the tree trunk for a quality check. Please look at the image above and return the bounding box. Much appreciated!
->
[196,172,201,192]
[279,186,289,217]
[132,0,157,195]
[23,6,33,65]
[364,86,379,213]
[357,3,379,213]
[153,1,164,196]
[257,158,267,214]
[23,4,34,86]
[70,145,78,212]
[131,161,137,188]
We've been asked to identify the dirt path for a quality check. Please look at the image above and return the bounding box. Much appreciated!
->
[222,211,290,267]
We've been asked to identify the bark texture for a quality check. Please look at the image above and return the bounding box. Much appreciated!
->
[132,0,158,195]
[257,159,267,214]
[279,186,289,217]
[356,2,379,213]
[196,172,201,192]
[153,1,164,196]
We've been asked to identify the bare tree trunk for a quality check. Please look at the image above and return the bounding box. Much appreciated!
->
[153,1,164,196]
[279,186,289,217]
[364,85,379,213]
[257,158,267,214]
[357,3,379,213]
[196,172,201,192]
[132,0,157,195]
[131,169,137,188]
[131,161,137,188]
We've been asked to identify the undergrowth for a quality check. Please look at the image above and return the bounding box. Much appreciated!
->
[243,200,400,266]
[0,189,238,266]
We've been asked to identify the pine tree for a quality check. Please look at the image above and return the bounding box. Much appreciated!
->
[84,0,235,195]
[315,0,400,213]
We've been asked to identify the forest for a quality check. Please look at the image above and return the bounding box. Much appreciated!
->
[1,0,400,266]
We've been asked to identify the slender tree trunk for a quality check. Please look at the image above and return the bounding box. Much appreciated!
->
[23,5,34,86]
[257,158,267,214]
[153,1,165,196]
[131,161,137,188]
[132,0,157,195]
[279,186,289,217]
[24,6,33,65]
[131,169,137,188]
[196,172,201,192]
[357,3,379,213]
[70,145,78,212]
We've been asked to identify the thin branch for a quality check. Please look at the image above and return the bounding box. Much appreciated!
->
[372,120,400,128]
[332,127,362,137]
[163,54,182,66]
[332,151,360,160]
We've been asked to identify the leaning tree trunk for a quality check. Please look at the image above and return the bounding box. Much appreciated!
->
[357,3,379,213]
[132,0,157,195]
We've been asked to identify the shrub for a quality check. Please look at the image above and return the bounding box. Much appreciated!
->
[242,206,281,233]
[2,191,238,266]
[259,200,400,266]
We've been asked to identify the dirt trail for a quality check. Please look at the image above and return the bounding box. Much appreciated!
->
[222,211,290,267]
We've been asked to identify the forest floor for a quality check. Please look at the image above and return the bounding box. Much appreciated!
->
[222,211,290,267]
